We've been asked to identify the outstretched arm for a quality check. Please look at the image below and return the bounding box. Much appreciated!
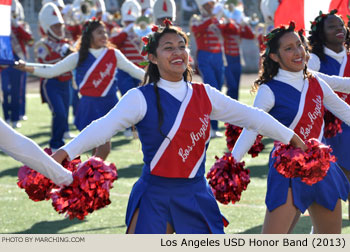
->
[319,75,350,125]
[204,84,306,161]
[313,71,350,93]
[14,52,78,78]
[0,119,72,186]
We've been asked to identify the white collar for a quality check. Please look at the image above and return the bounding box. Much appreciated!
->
[157,78,186,89]
[324,46,346,64]
[273,69,305,92]
[88,47,106,58]
[156,78,188,101]
[88,47,105,54]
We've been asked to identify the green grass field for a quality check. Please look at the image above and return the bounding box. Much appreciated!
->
[0,86,349,234]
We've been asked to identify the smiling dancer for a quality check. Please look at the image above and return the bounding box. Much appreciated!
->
[308,10,350,220]
[232,22,350,233]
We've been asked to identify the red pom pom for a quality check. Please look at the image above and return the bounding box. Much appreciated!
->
[225,123,265,158]
[206,153,250,205]
[248,134,265,158]
[272,138,336,185]
[224,123,242,151]
[51,157,118,220]
[17,148,80,201]
[323,109,342,138]
[17,165,56,201]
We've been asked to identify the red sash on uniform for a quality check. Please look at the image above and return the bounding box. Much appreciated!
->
[290,77,325,140]
[337,53,350,104]
[79,48,117,97]
[150,83,212,178]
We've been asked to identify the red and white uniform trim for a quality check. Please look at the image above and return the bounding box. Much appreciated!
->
[150,83,212,178]
[289,77,325,140]
[79,48,117,97]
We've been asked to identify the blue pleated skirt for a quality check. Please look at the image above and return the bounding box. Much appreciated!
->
[266,151,350,213]
[325,122,350,171]
[74,94,118,131]
[125,171,227,234]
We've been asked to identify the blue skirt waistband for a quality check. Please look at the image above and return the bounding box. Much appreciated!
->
[140,171,206,189]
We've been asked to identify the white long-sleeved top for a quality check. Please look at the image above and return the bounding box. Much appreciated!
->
[61,78,295,160]
[313,70,350,93]
[308,46,347,72]
[0,119,73,186]
[232,69,350,162]
[33,47,145,81]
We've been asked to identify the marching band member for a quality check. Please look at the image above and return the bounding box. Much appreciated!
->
[110,0,144,96]
[110,0,144,138]
[190,0,225,138]
[35,3,73,151]
[221,13,254,100]
[232,22,350,233]
[1,0,33,128]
